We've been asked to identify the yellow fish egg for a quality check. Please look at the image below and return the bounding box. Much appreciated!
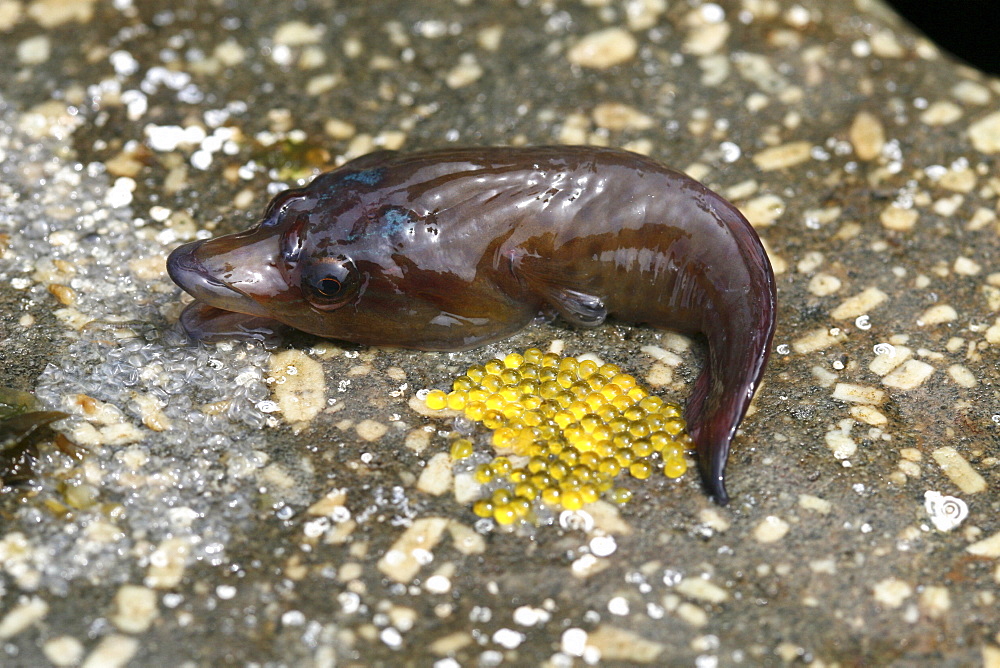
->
[499,369,521,386]
[503,352,524,368]
[472,499,494,517]
[494,504,519,525]
[541,486,562,505]
[598,362,621,377]
[434,348,689,523]
[557,357,579,373]
[519,363,540,379]
[577,359,599,377]
[629,461,653,480]
[484,359,504,375]
[464,401,487,421]
[446,391,467,410]
[663,456,688,479]
[425,389,448,410]
[540,352,560,367]
[523,348,544,364]
[450,438,474,459]
[560,490,584,511]
[452,376,475,392]
[608,488,632,504]
[474,464,494,484]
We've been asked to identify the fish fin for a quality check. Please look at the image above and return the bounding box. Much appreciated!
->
[683,359,726,504]
[179,302,289,350]
[523,279,607,327]
[512,252,607,328]
[686,318,771,506]
[544,287,607,327]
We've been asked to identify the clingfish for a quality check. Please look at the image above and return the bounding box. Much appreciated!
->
[167,146,776,504]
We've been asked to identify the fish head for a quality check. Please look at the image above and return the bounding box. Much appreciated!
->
[167,163,528,350]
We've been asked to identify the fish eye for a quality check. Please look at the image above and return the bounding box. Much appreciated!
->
[301,256,359,310]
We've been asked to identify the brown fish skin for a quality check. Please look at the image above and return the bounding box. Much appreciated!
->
[168,146,776,504]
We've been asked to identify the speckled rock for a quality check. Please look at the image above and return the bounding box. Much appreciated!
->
[0,0,998,666]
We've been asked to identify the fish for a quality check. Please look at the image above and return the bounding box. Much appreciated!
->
[167,146,776,504]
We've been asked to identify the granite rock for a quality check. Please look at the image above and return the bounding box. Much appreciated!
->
[0,0,997,665]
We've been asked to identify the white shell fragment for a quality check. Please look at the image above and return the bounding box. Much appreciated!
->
[923,491,968,532]
[559,510,595,533]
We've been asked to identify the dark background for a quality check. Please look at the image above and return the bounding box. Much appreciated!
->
[887,0,1000,75]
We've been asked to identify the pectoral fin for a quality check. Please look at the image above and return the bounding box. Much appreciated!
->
[511,250,608,328]
[179,301,289,349]
[542,286,607,327]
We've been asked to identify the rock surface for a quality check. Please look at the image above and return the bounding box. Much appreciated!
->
[0,0,998,665]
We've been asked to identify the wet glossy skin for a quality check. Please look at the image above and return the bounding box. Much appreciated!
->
[167,146,776,504]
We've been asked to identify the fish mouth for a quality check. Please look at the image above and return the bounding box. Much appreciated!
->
[167,239,274,318]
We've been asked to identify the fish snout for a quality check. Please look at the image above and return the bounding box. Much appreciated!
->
[167,239,217,300]
[167,238,271,317]
[168,239,238,304]
[167,233,292,319]
[167,239,205,285]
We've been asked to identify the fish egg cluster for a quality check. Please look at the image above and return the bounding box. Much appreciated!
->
[424,348,691,525]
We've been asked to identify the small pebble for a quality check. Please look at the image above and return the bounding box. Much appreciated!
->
[567,28,638,69]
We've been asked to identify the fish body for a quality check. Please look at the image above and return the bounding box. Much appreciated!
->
[168,146,776,503]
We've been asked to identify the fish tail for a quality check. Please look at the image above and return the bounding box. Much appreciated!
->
[685,299,775,505]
